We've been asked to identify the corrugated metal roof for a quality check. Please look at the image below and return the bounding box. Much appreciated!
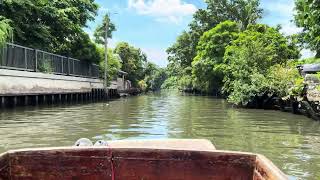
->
[118,70,128,75]
[302,64,320,72]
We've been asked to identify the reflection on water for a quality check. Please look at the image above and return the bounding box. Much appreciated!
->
[0,91,320,179]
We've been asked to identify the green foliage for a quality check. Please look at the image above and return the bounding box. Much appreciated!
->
[290,77,305,96]
[138,80,147,92]
[0,16,12,47]
[287,58,320,70]
[302,58,320,64]
[223,24,300,105]
[267,65,301,97]
[192,21,240,93]
[0,0,99,62]
[316,72,320,80]
[59,32,100,63]
[96,42,165,91]
[97,47,121,83]
[295,0,320,57]
[167,31,195,70]
[162,76,179,89]
[197,0,263,30]
[38,59,53,73]
[225,65,301,106]
[144,70,167,91]
[143,62,167,91]
[114,42,147,87]
[151,68,168,91]
[178,74,193,90]
[166,0,263,90]
[94,14,116,44]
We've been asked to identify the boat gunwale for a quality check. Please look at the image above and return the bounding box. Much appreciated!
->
[0,144,288,180]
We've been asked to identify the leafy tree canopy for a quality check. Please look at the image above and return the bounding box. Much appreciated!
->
[114,42,147,86]
[192,21,240,92]
[97,47,121,83]
[143,62,168,91]
[295,0,320,57]
[223,24,300,105]
[0,16,12,47]
[0,0,99,61]
[166,31,195,69]
[193,0,263,31]
[166,0,263,89]
[94,14,116,44]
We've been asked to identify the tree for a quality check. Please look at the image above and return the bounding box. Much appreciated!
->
[194,0,263,31]
[97,47,121,83]
[295,0,320,57]
[143,62,168,91]
[151,68,167,91]
[166,0,263,90]
[167,31,195,70]
[223,24,300,105]
[0,0,99,61]
[114,42,147,86]
[192,21,240,93]
[94,14,116,44]
[57,32,100,63]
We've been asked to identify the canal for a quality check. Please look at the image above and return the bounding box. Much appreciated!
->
[0,91,319,179]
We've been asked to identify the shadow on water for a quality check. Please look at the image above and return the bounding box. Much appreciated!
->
[0,91,319,179]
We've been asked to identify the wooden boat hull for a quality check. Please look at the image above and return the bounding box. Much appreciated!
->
[0,139,287,180]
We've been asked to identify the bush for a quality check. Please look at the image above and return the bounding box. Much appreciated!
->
[162,76,179,89]
[0,16,12,47]
[138,80,147,92]
[223,24,300,105]
[38,59,53,73]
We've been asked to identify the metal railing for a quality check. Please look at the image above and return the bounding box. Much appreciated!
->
[0,43,100,78]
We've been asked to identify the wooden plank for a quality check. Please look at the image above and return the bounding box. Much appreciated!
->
[0,144,287,180]
[107,139,216,151]
[10,149,112,179]
[112,148,256,180]
[7,148,257,180]
[0,153,9,180]
[255,154,288,180]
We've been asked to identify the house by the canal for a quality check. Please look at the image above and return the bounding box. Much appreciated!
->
[109,70,131,91]
[297,64,320,84]
[297,64,320,76]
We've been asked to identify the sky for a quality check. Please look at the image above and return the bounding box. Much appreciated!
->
[85,0,315,67]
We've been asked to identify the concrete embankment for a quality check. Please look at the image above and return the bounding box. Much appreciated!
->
[0,69,119,108]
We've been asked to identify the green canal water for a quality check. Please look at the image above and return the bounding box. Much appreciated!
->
[0,91,319,179]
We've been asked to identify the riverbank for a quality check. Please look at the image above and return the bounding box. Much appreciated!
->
[180,87,320,121]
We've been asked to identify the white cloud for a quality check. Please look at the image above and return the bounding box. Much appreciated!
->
[301,49,316,59]
[84,28,94,39]
[141,47,168,67]
[128,0,197,24]
[280,22,302,36]
[263,1,295,19]
[108,38,119,49]
[262,1,301,36]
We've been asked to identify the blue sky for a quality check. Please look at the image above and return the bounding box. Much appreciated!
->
[85,0,314,67]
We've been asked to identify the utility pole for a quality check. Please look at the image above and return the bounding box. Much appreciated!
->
[104,15,109,98]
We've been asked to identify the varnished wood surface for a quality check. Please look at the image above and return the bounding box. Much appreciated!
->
[0,147,288,180]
